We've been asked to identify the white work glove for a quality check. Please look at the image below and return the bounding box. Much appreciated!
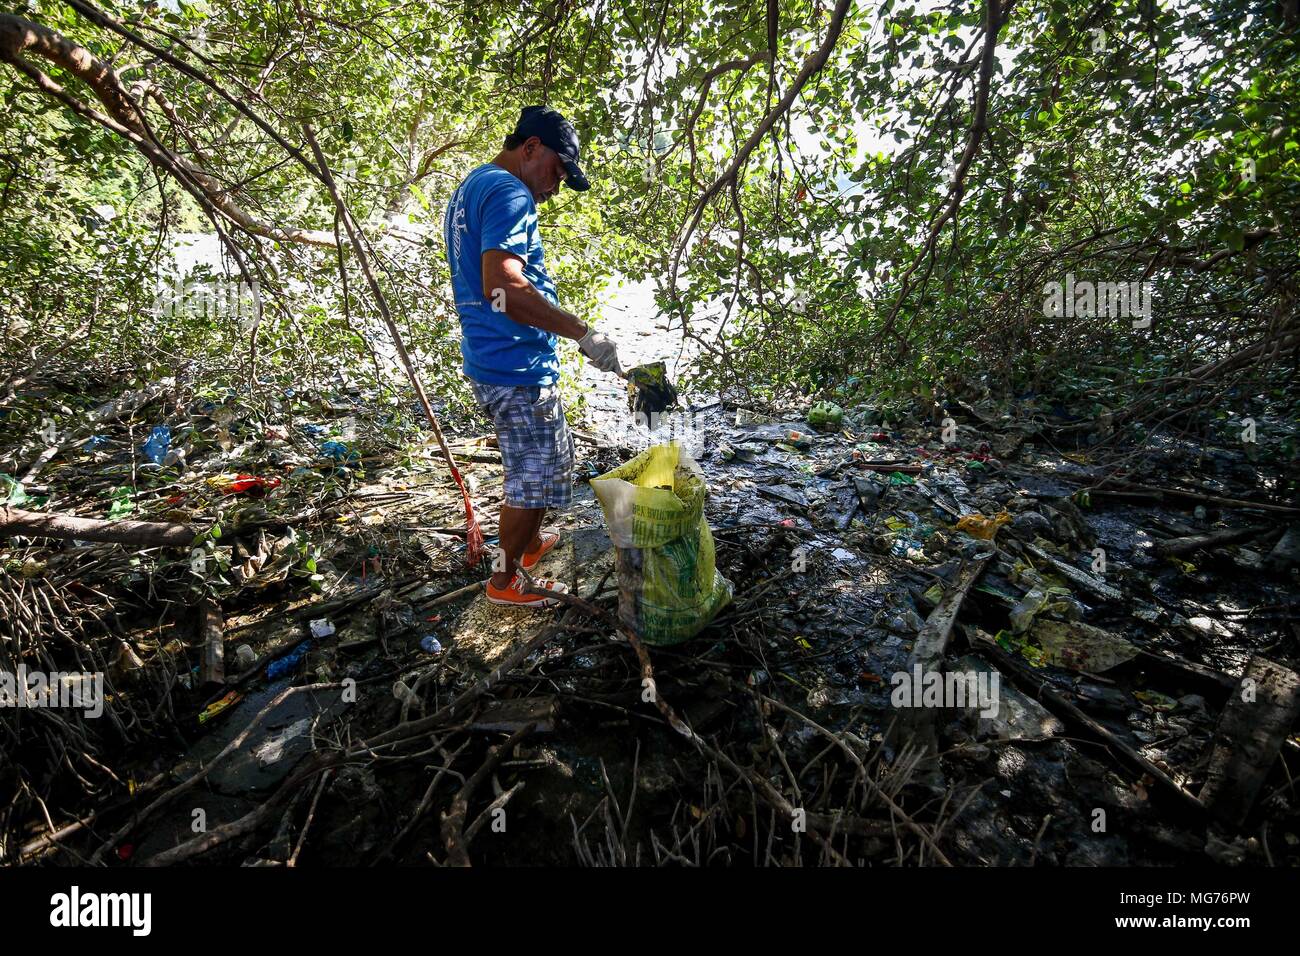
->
[578,327,623,375]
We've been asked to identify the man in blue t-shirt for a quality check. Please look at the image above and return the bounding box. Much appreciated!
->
[444,106,622,609]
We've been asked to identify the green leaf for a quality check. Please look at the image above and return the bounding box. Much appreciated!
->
[107,487,134,520]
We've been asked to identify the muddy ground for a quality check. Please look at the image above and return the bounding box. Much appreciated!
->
[2,368,1298,867]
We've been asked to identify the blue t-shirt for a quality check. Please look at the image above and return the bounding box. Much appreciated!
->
[444,163,560,385]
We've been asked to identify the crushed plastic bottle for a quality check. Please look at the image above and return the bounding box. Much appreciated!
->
[1009,586,1050,634]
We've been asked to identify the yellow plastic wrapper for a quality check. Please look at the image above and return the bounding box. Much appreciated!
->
[591,442,733,645]
[954,511,1013,540]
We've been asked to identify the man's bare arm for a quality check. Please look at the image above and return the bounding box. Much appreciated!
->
[481,250,587,340]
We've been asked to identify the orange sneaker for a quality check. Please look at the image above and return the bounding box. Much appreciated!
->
[520,530,561,571]
[485,574,568,608]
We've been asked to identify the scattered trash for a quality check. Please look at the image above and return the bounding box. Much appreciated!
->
[718,440,765,463]
[208,473,282,497]
[1,474,27,506]
[140,425,171,465]
[1007,585,1075,633]
[419,635,443,654]
[266,640,311,679]
[1000,619,1138,672]
[623,361,679,416]
[234,644,257,669]
[252,717,313,767]
[807,401,844,432]
[106,486,134,519]
[198,690,243,724]
[309,619,335,639]
[321,440,360,464]
[954,511,1013,540]
[780,429,812,451]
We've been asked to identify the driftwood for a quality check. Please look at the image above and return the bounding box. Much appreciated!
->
[0,505,198,547]
[1151,524,1273,558]
[1199,656,1300,827]
[888,553,993,766]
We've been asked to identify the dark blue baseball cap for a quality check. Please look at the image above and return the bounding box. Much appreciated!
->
[514,106,590,191]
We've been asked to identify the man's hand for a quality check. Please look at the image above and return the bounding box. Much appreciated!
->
[578,328,623,375]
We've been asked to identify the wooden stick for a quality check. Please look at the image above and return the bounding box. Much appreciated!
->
[440,724,534,866]
[302,122,484,565]
[890,553,993,763]
[1152,524,1274,558]
[0,505,197,548]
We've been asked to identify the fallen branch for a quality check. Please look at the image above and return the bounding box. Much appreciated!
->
[1151,523,1274,558]
[440,724,534,867]
[0,505,198,548]
[1199,656,1300,827]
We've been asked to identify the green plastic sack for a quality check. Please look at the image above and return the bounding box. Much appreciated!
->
[591,442,733,645]
[807,401,844,432]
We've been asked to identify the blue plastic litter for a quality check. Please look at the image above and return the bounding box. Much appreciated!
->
[302,423,326,437]
[420,635,443,655]
[321,440,359,463]
[265,640,311,679]
[141,425,171,464]
[84,435,109,451]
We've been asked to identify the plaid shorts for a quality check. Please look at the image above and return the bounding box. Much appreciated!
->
[470,380,574,510]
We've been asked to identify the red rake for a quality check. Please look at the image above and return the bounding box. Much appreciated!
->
[304,124,485,568]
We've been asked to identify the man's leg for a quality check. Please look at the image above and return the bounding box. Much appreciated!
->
[475,380,570,606]
[491,505,546,589]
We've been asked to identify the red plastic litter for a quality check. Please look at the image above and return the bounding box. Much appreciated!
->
[222,475,281,497]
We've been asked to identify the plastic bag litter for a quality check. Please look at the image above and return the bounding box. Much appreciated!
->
[141,425,171,465]
[591,442,733,646]
[954,511,1012,540]
[1029,619,1138,672]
